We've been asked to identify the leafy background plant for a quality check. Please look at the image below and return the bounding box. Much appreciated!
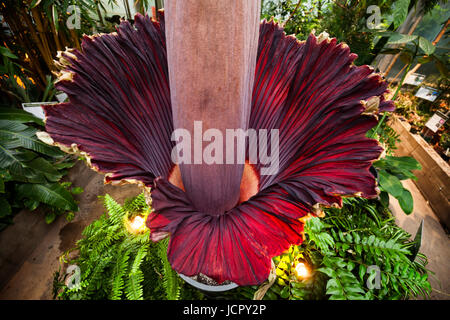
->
[0,107,81,229]
[226,198,431,300]
[0,14,84,229]
[261,0,411,65]
[53,193,203,300]
[374,155,422,214]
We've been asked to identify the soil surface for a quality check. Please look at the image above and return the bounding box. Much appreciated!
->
[191,274,232,286]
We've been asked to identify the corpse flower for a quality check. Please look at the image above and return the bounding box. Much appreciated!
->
[38,3,394,286]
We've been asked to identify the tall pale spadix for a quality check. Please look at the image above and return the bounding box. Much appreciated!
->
[166,1,260,214]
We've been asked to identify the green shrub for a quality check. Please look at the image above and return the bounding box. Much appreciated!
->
[53,193,204,300]
[0,108,80,229]
[226,197,431,300]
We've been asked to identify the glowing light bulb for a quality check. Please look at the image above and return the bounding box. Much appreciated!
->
[295,262,309,279]
[129,215,145,233]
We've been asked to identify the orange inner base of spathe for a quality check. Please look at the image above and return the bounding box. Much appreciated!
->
[168,162,260,210]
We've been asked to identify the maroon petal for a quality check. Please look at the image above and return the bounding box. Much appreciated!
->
[147,178,307,285]
[251,24,387,203]
[42,13,173,186]
[379,96,396,112]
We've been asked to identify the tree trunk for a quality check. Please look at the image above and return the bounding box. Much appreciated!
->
[165,0,260,215]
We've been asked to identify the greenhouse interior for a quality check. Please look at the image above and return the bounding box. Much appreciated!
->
[0,0,449,310]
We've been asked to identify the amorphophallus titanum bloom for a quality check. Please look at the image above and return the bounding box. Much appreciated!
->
[38,0,394,286]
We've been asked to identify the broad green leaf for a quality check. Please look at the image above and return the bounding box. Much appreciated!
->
[386,168,417,180]
[375,156,421,178]
[345,286,365,294]
[0,177,4,193]
[346,293,366,300]
[280,286,290,299]
[0,141,55,184]
[418,36,435,55]
[0,108,44,125]
[326,278,339,290]
[0,120,63,157]
[8,162,48,184]
[318,267,336,278]
[379,191,390,207]
[378,169,404,198]
[387,33,418,44]
[397,188,413,214]
[53,161,75,170]
[0,46,18,59]
[16,183,78,212]
[24,157,63,182]
[326,286,343,296]
[0,140,36,168]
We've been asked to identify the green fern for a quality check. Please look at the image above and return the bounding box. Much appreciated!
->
[123,193,148,213]
[157,238,180,300]
[125,246,147,300]
[53,193,198,300]
[110,248,130,300]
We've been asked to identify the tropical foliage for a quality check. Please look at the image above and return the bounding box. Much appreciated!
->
[53,193,203,300]
[261,0,446,66]
[376,31,448,98]
[0,45,56,106]
[226,197,431,300]
[261,0,398,65]
[373,155,421,214]
[0,108,80,229]
[0,0,120,96]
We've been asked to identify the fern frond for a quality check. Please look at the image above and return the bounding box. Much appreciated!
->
[110,249,130,300]
[157,238,180,300]
[123,193,149,213]
[126,270,145,300]
[103,194,126,224]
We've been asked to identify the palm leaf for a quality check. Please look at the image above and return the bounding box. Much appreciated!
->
[16,183,78,211]
[0,108,44,125]
[0,120,63,157]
